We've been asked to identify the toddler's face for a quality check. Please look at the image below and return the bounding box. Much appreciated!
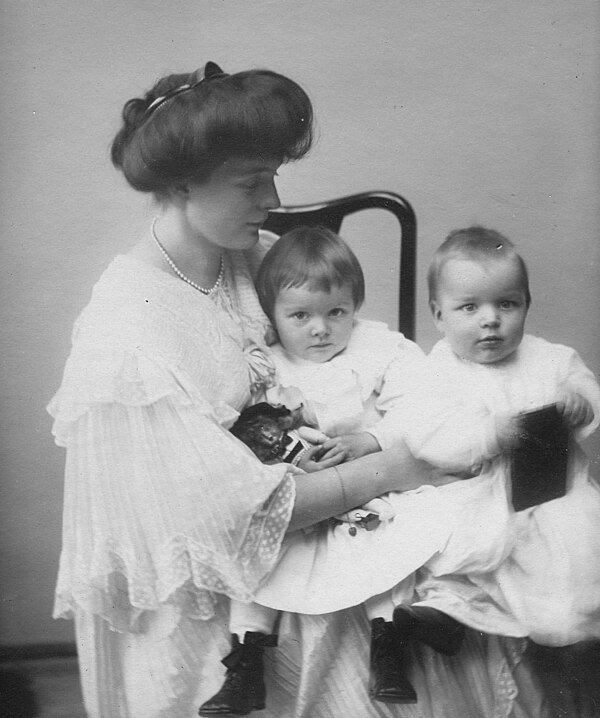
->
[431,258,528,364]
[272,283,356,363]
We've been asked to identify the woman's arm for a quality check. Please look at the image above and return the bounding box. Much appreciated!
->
[287,439,453,531]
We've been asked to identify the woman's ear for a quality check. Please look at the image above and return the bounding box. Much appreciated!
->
[166,182,191,207]
[173,182,190,198]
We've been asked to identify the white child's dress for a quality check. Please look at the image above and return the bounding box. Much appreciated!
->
[406,335,600,646]
[254,320,515,615]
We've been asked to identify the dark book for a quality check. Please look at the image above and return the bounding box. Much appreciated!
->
[510,404,569,512]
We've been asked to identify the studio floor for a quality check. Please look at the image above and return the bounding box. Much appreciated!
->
[0,642,599,717]
[0,656,84,718]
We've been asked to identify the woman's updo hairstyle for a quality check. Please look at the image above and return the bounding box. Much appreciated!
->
[111,62,314,197]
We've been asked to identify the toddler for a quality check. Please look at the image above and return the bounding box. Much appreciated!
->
[200,226,517,714]
[398,225,600,647]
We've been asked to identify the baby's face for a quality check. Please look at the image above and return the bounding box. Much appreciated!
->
[272,283,356,363]
[431,258,528,364]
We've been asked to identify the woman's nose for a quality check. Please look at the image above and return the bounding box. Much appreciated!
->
[261,180,281,211]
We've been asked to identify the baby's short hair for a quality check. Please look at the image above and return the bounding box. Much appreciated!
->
[255,225,365,321]
[428,225,531,306]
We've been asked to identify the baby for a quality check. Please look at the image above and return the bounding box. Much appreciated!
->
[396,226,600,647]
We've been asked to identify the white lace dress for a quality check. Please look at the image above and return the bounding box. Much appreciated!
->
[49,249,547,717]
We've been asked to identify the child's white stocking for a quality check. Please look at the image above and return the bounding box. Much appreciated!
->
[229,600,279,640]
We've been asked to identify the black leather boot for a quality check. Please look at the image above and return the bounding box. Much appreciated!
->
[393,605,465,656]
[198,632,277,716]
[369,618,418,704]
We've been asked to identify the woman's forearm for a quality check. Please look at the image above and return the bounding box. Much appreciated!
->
[288,439,440,532]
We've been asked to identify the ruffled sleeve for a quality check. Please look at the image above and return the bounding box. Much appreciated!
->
[48,341,240,446]
[49,259,296,632]
[50,352,295,632]
[52,402,295,632]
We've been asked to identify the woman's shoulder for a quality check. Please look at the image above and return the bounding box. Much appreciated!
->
[54,256,242,413]
[80,255,221,341]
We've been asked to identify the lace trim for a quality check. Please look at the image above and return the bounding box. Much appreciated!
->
[210,255,276,398]
[54,476,295,632]
[48,350,240,445]
[493,636,528,718]
[213,252,272,347]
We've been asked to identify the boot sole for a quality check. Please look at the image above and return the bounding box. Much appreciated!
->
[370,688,418,704]
[199,706,265,717]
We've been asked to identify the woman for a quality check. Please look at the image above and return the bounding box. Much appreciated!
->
[49,62,546,717]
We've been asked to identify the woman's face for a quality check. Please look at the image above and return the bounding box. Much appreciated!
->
[184,156,281,252]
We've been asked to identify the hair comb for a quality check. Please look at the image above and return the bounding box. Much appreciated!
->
[145,61,228,117]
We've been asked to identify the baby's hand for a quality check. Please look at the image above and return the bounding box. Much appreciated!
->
[495,413,522,452]
[316,433,381,464]
[557,391,594,429]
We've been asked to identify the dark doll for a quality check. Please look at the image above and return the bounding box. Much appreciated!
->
[231,402,309,465]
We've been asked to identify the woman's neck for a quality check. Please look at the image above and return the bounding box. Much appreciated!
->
[129,210,222,290]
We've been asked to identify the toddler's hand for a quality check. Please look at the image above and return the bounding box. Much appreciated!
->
[297,444,344,472]
[557,391,594,429]
[316,433,381,464]
[296,426,329,445]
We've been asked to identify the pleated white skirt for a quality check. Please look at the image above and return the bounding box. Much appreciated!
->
[74,599,549,718]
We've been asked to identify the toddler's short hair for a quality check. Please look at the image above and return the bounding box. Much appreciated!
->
[255,225,365,320]
[428,225,531,306]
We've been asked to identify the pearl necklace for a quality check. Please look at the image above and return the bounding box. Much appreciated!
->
[151,218,224,295]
